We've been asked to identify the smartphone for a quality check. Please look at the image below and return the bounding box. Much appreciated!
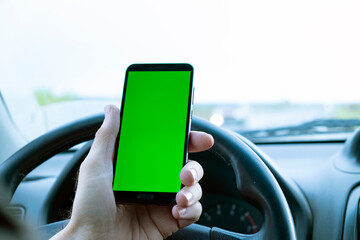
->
[112,63,194,205]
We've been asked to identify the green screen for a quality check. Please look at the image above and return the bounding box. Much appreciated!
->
[113,71,191,193]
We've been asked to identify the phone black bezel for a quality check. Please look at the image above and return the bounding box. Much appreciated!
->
[113,63,194,205]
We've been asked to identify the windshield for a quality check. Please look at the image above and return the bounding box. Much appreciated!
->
[1,0,360,142]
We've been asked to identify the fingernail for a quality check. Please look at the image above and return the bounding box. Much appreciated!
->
[104,105,111,117]
[178,207,187,217]
[183,190,193,202]
[190,168,198,181]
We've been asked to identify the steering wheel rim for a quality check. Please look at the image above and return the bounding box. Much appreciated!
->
[0,114,296,240]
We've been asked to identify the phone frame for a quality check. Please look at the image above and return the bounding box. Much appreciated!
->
[113,63,194,205]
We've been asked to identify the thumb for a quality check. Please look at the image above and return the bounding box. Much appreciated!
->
[69,105,120,228]
[80,105,120,175]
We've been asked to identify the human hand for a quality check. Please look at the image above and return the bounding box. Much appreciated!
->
[51,105,214,240]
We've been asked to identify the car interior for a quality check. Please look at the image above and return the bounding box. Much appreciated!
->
[1,94,360,239]
[1,1,360,240]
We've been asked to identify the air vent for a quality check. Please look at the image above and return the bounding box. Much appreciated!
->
[6,206,25,222]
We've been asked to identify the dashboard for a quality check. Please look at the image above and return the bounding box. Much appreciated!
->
[9,137,356,239]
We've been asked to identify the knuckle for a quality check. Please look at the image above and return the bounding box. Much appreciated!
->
[95,126,110,139]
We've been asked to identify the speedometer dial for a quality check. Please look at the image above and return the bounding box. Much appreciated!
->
[197,202,263,234]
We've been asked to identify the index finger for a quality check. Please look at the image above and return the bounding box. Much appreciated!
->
[188,131,214,153]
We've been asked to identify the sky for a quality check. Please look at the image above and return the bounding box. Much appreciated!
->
[1,0,360,105]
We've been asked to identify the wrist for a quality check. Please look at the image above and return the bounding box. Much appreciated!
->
[49,221,90,240]
[50,219,113,240]
[49,225,75,240]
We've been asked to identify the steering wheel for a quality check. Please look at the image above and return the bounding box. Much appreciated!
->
[0,115,296,240]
